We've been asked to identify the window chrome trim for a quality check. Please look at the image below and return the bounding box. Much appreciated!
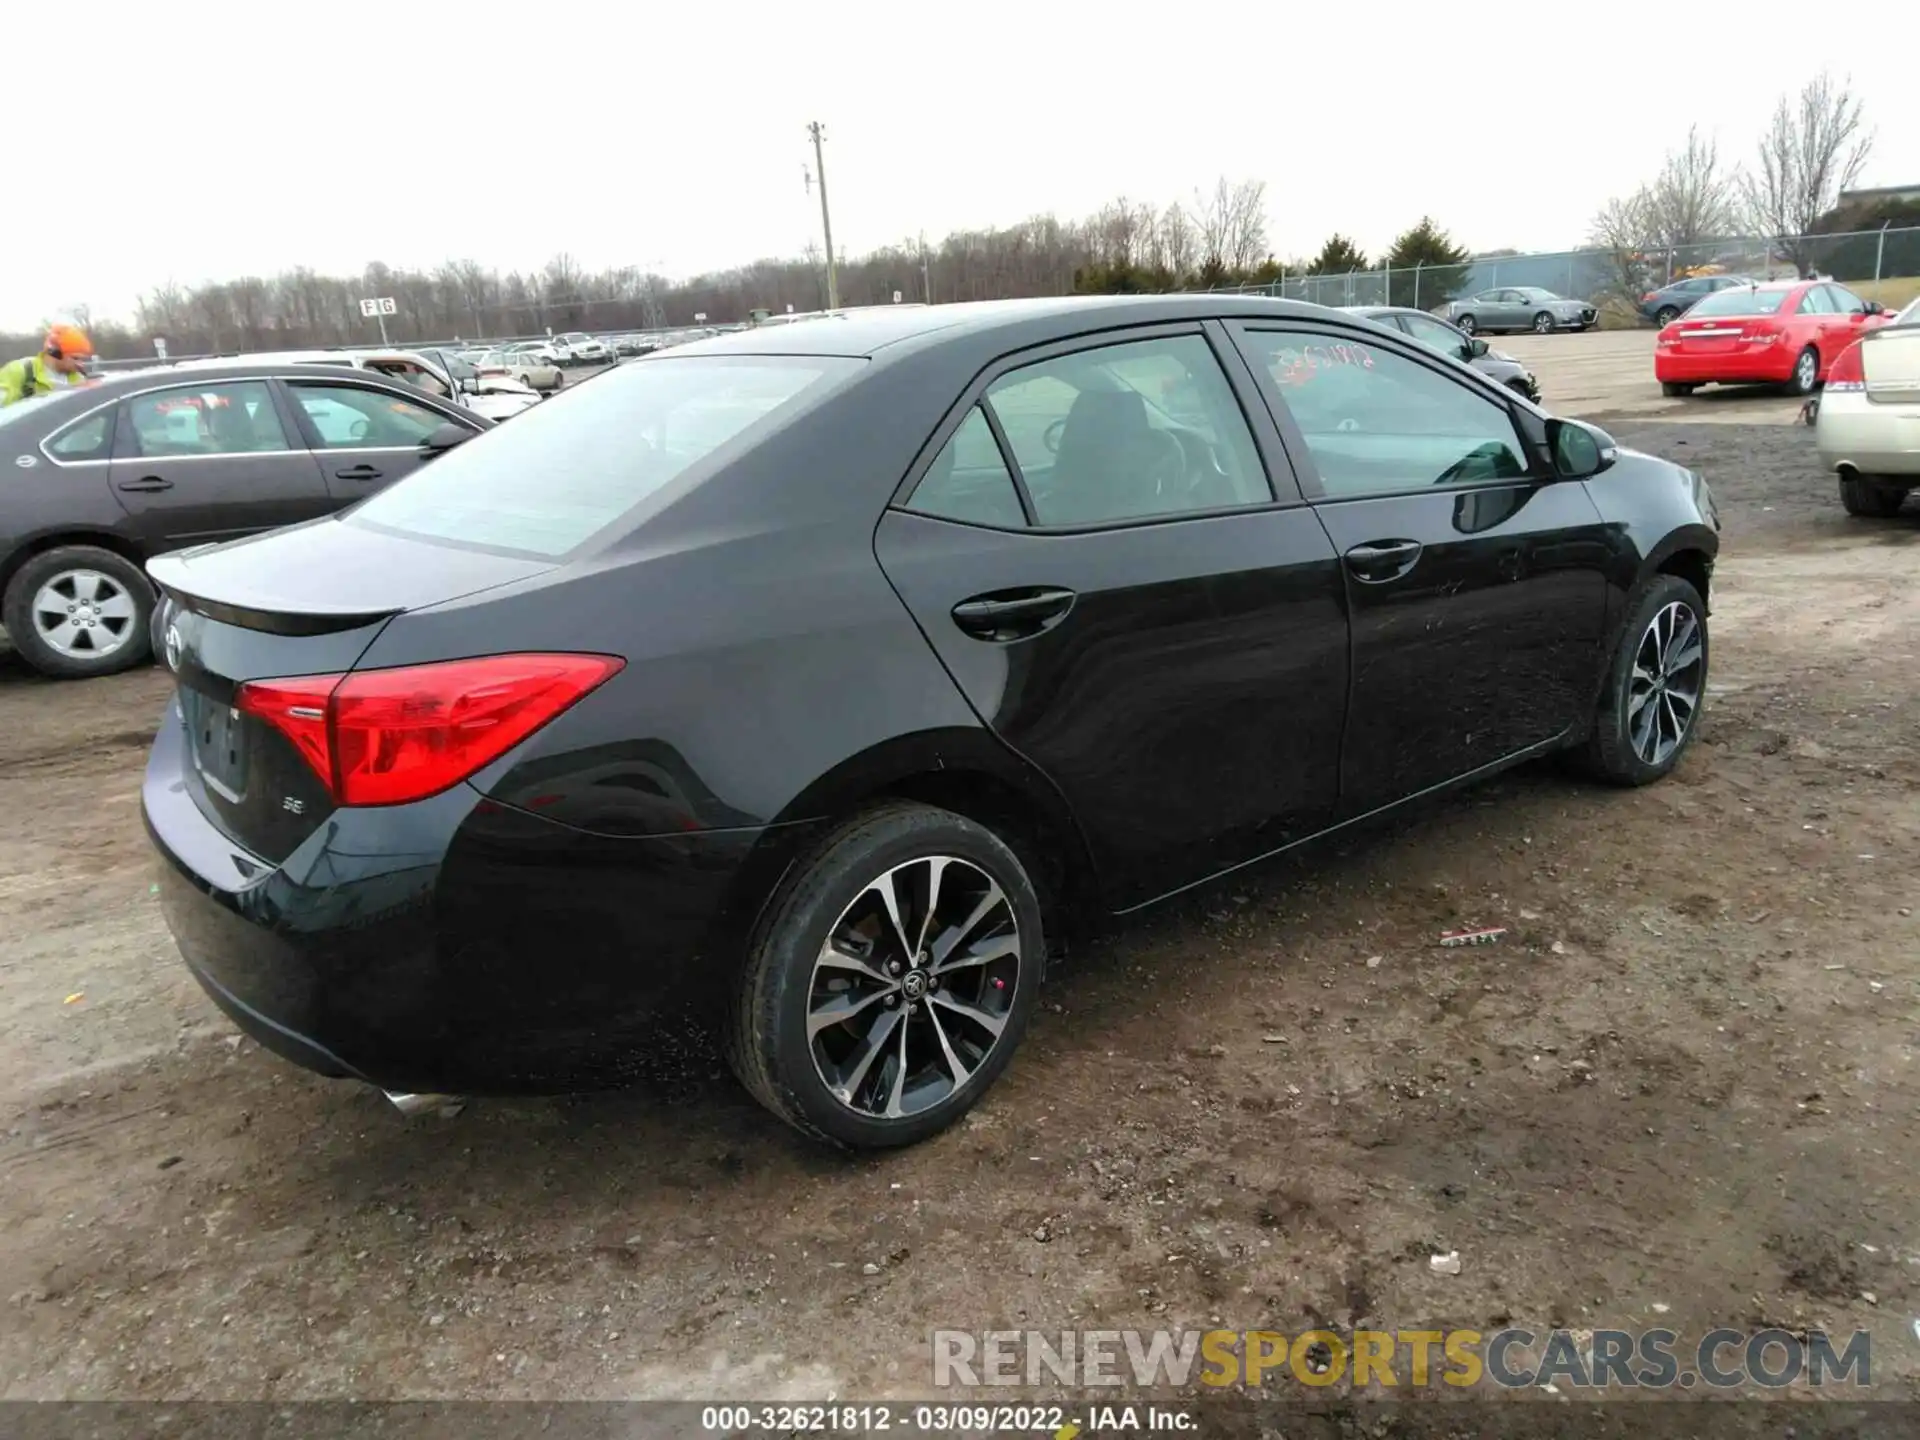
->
[37,373,474,467]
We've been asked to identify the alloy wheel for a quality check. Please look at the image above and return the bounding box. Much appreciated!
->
[1456,315,1476,335]
[1533,312,1554,333]
[31,569,138,660]
[1627,600,1704,766]
[807,855,1021,1120]
[1796,349,1818,391]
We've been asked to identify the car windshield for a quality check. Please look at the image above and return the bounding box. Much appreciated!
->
[1685,288,1790,317]
[1895,296,1920,325]
[345,355,861,559]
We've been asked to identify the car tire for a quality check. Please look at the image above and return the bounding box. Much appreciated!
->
[1787,345,1819,396]
[725,801,1045,1150]
[550,371,564,391]
[1659,381,1696,398]
[1455,314,1477,336]
[1655,306,1680,328]
[1573,574,1708,788]
[1839,473,1907,518]
[1532,311,1555,334]
[2,546,154,680]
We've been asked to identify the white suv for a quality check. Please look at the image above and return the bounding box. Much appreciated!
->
[553,331,610,365]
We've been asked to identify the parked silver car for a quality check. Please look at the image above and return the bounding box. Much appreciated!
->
[1340,306,1540,401]
[1439,287,1597,336]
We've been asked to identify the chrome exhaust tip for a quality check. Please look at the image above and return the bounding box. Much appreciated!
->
[383,1091,465,1118]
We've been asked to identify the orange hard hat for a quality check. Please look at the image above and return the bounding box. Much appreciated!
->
[45,324,93,360]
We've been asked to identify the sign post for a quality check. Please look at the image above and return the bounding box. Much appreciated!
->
[359,296,397,345]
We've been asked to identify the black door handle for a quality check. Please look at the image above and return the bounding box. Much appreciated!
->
[951,587,1077,641]
[117,475,173,493]
[1344,540,1423,581]
[334,464,383,481]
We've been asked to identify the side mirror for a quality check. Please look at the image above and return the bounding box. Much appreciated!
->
[1865,301,1885,315]
[1468,337,1490,358]
[1548,417,1615,479]
[420,421,474,458]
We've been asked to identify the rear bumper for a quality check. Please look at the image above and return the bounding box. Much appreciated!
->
[1816,391,1920,477]
[144,708,811,1095]
[1654,349,1795,384]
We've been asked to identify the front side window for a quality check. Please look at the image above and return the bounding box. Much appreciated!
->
[291,383,451,448]
[123,382,289,457]
[1798,287,1837,316]
[981,333,1269,527]
[346,355,858,558]
[1825,285,1868,315]
[1236,327,1529,499]
[1398,313,1473,364]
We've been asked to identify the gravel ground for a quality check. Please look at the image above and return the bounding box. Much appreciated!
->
[3,418,1919,1407]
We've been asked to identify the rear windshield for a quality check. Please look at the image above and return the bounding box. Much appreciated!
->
[344,355,860,558]
[1687,288,1789,317]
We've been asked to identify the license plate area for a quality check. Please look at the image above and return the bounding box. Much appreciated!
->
[184,690,249,802]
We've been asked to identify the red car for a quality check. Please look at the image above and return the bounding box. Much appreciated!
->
[1654,279,1895,398]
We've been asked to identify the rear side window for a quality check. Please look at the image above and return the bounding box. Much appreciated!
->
[46,407,115,461]
[346,356,859,558]
[907,407,1027,528]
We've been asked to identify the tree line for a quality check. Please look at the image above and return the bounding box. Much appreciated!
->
[2,177,1479,362]
[3,72,1905,364]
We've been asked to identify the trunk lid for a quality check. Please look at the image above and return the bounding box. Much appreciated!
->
[1670,318,1747,354]
[149,517,556,864]
[1862,327,1920,403]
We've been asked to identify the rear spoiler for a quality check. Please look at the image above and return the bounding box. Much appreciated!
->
[148,554,398,638]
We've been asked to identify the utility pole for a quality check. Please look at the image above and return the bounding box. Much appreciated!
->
[807,121,839,311]
[920,231,932,306]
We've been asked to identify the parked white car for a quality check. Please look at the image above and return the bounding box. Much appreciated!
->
[552,331,610,365]
[1817,295,1920,517]
[480,349,564,394]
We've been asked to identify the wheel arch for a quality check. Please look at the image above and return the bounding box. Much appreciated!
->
[0,530,151,605]
[706,727,1103,977]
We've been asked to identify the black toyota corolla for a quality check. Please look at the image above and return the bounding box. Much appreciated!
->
[144,294,1719,1149]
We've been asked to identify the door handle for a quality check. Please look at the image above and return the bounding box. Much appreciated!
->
[1343,539,1423,581]
[117,475,173,493]
[334,464,384,481]
[951,587,1077,641]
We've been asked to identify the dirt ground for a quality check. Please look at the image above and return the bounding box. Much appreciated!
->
[4,346,1920,1405]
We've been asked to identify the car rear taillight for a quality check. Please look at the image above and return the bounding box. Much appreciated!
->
[1826,340,1867,391]
[1642,292,1659,303]
[236,653,624,807]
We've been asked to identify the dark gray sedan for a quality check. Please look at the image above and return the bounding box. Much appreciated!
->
[1440,287,1597,335]
[1342,306,1541,402]
[0,362,488,679]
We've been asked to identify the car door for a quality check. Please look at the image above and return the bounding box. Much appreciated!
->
[1226,318,1612,816]
[107,378,331,549]
[874,323,1350,909]
[280,377,481,503]
[1821,283,1878,359]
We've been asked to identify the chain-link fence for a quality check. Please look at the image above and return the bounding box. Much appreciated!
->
[1209,225,1920,317]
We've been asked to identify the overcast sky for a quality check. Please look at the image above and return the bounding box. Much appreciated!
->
[4,3,1914,331]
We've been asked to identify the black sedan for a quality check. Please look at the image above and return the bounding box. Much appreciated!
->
[143,295,1720,1149]
[0,363,489,678]
[1637,274,1756,328]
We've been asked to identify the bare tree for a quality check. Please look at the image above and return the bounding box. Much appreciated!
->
[1744,72,1874,268]
[1221,179,1269,271]
[1645,127,1740,253]
[1158,201,1195,276]
[1587,190,1662,301]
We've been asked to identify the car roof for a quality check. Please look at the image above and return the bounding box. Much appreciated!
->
[71,361,423,393]
[657,294,1344,362]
